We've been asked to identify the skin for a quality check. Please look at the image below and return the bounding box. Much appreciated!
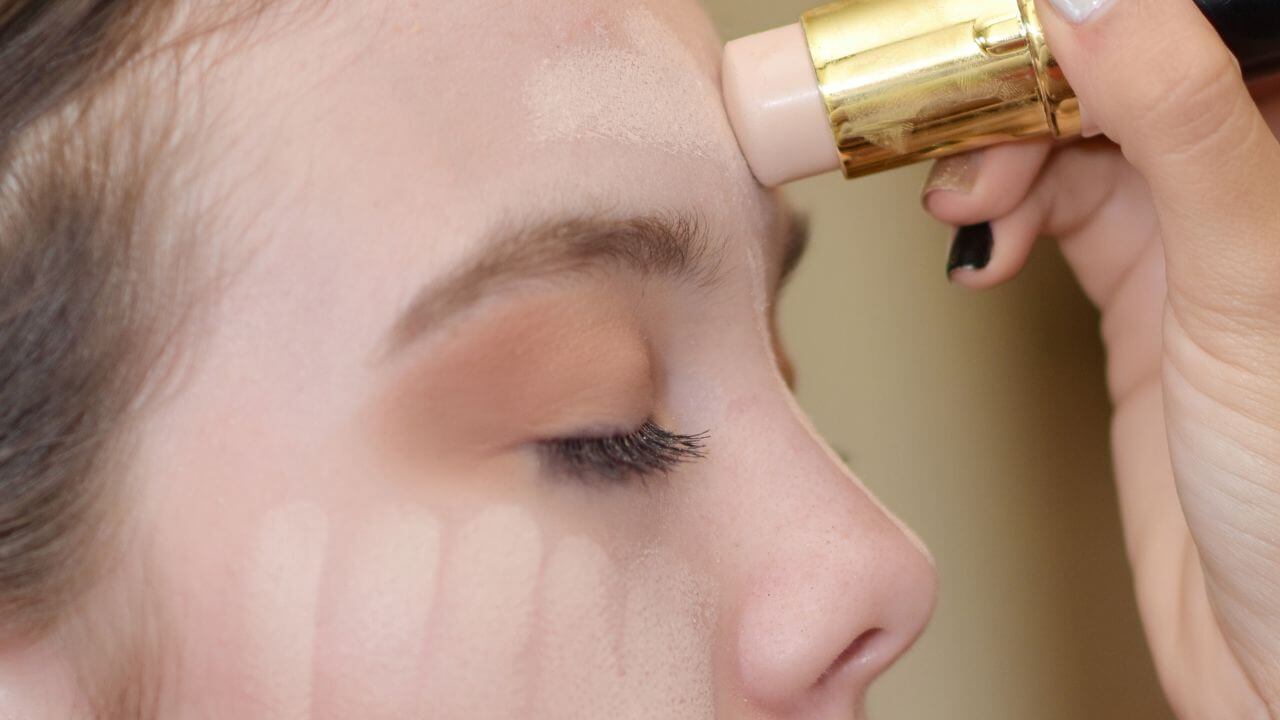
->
[925,1,1280,717]
[2,1,939,718]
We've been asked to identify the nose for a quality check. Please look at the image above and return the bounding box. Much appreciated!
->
[725,402,938,716]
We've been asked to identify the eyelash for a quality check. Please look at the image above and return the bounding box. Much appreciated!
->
[538,421,709,484]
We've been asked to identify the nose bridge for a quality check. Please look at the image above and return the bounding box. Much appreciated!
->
[719,392,938,711]
[720,391,928,569]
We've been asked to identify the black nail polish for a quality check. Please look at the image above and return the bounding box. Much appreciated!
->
[947,222,993,276]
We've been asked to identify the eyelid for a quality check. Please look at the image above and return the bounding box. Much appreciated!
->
[538,420,709,485]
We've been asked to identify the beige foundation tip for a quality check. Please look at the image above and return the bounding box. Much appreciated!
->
[722,23,840,188]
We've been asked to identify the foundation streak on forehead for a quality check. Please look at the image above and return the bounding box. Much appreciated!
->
[523,6,722,159]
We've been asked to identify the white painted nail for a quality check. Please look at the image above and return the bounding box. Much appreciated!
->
[1046,0,1112,23]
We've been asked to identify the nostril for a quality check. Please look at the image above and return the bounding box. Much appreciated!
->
[816,628,883,687]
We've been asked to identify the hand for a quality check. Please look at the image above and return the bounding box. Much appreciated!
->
[921,1,1280,717]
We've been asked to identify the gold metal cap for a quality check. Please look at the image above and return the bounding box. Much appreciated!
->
[801,0,1081,179]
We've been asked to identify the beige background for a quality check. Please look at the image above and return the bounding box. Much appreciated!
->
[704,3,1174,718]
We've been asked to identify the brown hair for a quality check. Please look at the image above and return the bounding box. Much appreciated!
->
[3,1,322,714]
[0,0,182,639]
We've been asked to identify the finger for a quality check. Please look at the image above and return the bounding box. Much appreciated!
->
[945,218,1033,289]
[922,139,1053,227]
[1040,0,1280,325]
[946,139,1142,292]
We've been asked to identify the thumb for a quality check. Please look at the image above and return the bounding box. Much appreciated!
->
[1041,0,1265,181]
[1039,0,1280,323]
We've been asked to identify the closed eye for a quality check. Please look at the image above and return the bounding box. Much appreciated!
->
[538,421,708,484]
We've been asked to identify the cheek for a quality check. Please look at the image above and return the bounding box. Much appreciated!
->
[171,499,718,718]
[529,547,717,719]
[415,506,543,717]
[530,537,626,715]
[311,506,443,719]
[240,503,330,717]
[327,507,720,720]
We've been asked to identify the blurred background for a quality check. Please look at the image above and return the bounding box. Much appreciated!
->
[703,3,1174,718]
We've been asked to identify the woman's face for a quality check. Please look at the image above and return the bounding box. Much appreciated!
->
[110,0,937,717]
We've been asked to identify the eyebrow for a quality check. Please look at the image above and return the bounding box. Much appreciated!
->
[385,211,810,356]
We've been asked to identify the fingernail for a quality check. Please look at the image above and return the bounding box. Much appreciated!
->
[1078,101,1102,137]
[1046,0,1112,23]
[922,153,981,200]
[947,223,993,276]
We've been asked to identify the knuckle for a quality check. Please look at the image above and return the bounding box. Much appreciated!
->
[1136,47,1248,157]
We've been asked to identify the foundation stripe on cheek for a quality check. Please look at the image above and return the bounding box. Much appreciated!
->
[532,537,625,719]
[422,506,542,718]
[242,503,329,719]
[620,555,716,719]
[314,507,442,720]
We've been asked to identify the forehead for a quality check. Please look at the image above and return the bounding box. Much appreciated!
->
[199,0,767,249]
[168,0,780,412]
